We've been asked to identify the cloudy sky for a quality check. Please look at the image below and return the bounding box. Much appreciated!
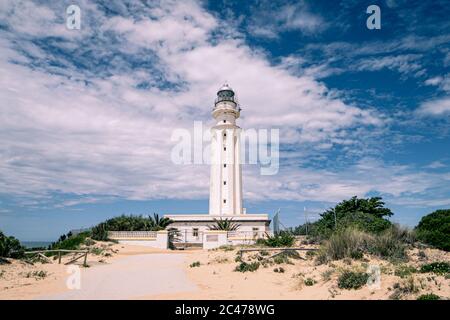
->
[0,0,449,241]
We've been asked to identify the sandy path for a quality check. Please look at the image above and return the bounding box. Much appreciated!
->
[39,254,197,300]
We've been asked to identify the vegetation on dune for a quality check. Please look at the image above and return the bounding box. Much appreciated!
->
[293,196,393,238]
[91,213,173,240]
[419,262,450,275]
[337,271,369,290]
[0,230,24,259]
[263,231,295,247]
[316,225,414,264]
[416,293,440,300]
[415,209,450,251]
[207,218,240,231]
[304,278,316,286]
[234,261,260,272]
[189,261,201,268]
[49,231,91,251]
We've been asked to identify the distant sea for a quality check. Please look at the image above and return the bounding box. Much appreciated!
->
[21,241,53,249]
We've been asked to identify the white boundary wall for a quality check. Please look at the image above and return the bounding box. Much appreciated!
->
[108,230,169,249]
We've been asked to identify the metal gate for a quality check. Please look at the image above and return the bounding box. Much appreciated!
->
[169,229,204,249]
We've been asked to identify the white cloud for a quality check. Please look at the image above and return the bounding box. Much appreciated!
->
[424,75,450,92]
[417,97,450,115]
[247,1,326,39]
[0,0,448,211]
[356,54,425,77]
[425,161,446,169]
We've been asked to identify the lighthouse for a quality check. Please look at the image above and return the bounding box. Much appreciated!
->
[209,84,243,215]
[164,84,270,247]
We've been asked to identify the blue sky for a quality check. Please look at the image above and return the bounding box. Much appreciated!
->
[0,0,449,241]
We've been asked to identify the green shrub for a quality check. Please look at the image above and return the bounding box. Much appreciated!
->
[234,261,260,272]
[50,232,91,251]
[367,225,410,262]
[0,231,24,258]
[415,209,450,251]
[419,262,450,275]
[417,293,440,300]
[337,271,369,290]
[304,278,316,286]
[316,228,369,263]
[273,267,285,273]
[316,225,412,264]
[264,231,295,247]
[395,265,417,278]
[190,261,201,268]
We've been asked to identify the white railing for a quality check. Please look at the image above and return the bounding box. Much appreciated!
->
[108,231,157,239]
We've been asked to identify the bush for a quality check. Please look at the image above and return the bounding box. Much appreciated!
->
[91,223,109,241]
[415,209,450,251]
[368,225,410,262]
[189,261,201,268]
[417,293,440,300]
[316,225,412,264]
[0,231,24,258]
[395,265,417,278]
[234,261,260,272]
[264,231,295,247]
[91,214,173,240]
[317,228,369,263]
[419,262,450,275]
[273,267,285,273]
[337,271,369,290]
[304,278,316,286]
[50,231,91,251]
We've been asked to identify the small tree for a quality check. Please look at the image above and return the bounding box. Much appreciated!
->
[148,213,173,231]
[208,218,241,231]
[0,231,24,259]
[300,196,393,239]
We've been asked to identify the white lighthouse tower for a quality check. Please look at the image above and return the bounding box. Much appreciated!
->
[209,84,243,215]
[164,84,270,246]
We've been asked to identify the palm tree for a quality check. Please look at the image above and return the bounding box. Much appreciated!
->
[208,218,241,231]
[148,213,173,231]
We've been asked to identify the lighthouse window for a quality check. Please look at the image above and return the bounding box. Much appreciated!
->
[224,133,227,137]
[223,164,226,168]
[224,147,226,151]
[223,181,226,185]
[223,120,226,123]
[223,199,226,204]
